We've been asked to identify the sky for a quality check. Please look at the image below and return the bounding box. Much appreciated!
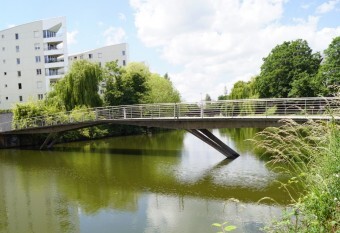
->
[1,0,339,101]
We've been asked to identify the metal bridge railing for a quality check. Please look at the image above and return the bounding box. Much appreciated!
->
[0,97,339,132]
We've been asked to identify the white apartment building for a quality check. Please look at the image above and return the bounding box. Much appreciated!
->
[68,43,129,95]
[68,43,128,68]
[0,17,68,110]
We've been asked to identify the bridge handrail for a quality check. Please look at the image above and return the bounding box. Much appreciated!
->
[0,97,339,132]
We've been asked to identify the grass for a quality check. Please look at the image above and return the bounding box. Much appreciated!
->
[254,117,339,232]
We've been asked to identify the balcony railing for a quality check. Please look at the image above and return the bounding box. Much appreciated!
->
[46,71,65,76]
[45,59,64,64]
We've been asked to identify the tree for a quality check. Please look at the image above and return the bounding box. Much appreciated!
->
[143,73,180,103]
[228,78,258,99]
[205,94,211,101]
[315,36,340,96]
[50,60,103,110]
[255,39,322,98]
[104,62,149,106]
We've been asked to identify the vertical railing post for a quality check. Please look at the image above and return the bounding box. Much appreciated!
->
[305,99,307,116]
[123,107,126,119]
[265,100,268,118]
[174,104,176,119]
[200,102,204,118]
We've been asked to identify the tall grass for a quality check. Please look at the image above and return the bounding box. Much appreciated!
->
[255,117,339,232]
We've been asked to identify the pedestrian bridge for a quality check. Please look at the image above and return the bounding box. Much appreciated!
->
[0,97,339,158]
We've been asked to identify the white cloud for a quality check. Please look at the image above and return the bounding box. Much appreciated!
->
[316,0,340,14]
[103,26,126,45]
[119,13,127,21]
[130,0,340,101]
[67,30,79,45]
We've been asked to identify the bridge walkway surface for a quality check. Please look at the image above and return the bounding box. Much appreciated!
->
[0,97,339,159]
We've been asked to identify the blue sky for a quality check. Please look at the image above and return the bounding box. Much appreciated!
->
[1,0,339,101]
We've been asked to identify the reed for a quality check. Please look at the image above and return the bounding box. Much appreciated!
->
[255,116,339,232]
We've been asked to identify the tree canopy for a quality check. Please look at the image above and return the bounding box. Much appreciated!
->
[255,39,322,98]
[229,79,257,99]
[104,62,181,105]
[104,62,150,106]
[143,73,181,103]
[315,36,340,96]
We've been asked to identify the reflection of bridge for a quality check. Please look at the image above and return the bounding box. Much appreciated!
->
[0,97,339,158]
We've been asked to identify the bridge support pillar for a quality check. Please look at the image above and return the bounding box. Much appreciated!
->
[40,132,61,150]
[187,129,239,159]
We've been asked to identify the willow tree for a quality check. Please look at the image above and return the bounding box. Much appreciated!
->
[51,60,103,110]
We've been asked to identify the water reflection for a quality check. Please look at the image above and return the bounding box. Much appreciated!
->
[0,129,289,233]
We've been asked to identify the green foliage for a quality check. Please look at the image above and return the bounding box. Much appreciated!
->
[51,60,103,110]
[229,79,257,99]
[255,117,340,232]
[255,39,322,98]
[205,94,212,101]
[264,105,277,116]
[143,73,180,103]
[218,95,229,100]
[12,100,46,121]
[212,222,237,232]
[0,109,11,114]
[104,62,149,106]
[315,36,340,96]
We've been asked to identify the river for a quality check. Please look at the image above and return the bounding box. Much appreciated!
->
[0,129,290,233]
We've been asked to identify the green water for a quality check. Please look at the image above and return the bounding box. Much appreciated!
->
[0,129,289,233]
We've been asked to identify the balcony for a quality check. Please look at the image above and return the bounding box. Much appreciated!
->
[45,58,64,64]
[46,71,65,76]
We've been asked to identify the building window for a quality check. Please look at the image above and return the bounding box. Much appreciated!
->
[35,56,41,63]
[2,59,5,64]
[16,46,19,52]
[18,83,22,89]
[16,58,20,64]
[5,97,8,100]
[98,53,102,58]
[122,50,126,56]
[15,33,19,40]
[1,35,4,39]
[36,69,42,75]
[43,30,56,38]
[4,72,6,75]
[100,90,104,94]
[89,54,93,59]
[38,94,43,100]
[98,62,102,67]
[37,81,42,89]
[34,43,40,50]
[5,84,7,88]
[123,60,126,66]
[19,96,23,102]
[80,55,83,59]
[34,31,39,38]
[2,47,4,51]
[17,71,21,77]
[74,56,77,60]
